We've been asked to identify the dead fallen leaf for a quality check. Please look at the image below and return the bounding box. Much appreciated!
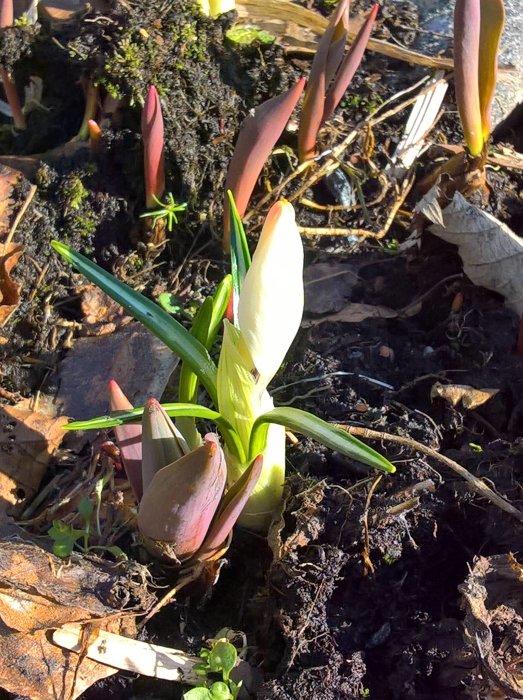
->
[303,302,400,326]
[0,540,140,700]
[427,191,523,315]
[0,242,24,326]
[0,403,69,518]
[459,554,523,699]
[78,283,133,335]
[0,165,23,241]
[430,382,499,410]
[304,262,359,315]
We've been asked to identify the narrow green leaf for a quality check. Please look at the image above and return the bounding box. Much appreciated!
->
[227,191,251,325]
[51,241,218,404]
[250,407,395,474]
[209,275,232,345]
[179,297,214,403]
[65,403,245,464]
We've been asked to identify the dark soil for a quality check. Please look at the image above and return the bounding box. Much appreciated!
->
[1,1,523,699]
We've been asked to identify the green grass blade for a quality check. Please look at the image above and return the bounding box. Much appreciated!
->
[209,274,232,344]
[52,241,218,404]
[227,190,251,324]
[250,407,395,474]
[65,403,245,463]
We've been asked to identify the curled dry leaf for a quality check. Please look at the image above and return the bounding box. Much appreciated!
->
[430,382,499,410]
[303,302,402,326]
[0,164,23,240]
[426,191,523,315]
[0,242,24,326]
[0,541,139,700]
[0,402,69,518]
[459,554,523,699]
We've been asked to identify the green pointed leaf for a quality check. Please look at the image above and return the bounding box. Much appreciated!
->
[228,191,251,325]
[208,641,237,676]
[249,407,395,474]
[51,241,218,404]
[64,403,245,464]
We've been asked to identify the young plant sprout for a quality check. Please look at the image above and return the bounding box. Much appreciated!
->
[52,196,394,542]
[0,0,25,130]
[453,0,505,158]
[139,193,188,232]
[223,78,306,249]
[298,0,378,162]
[142,84,166,209]
[87,119,102,157]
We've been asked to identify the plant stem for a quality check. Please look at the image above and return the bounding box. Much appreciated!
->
[1,67,25,129]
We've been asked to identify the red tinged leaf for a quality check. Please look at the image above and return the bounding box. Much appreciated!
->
[223,77,306,250]
[137,434,227,560]
[108,380,143,500]
[322,3,378,125]
[142,85,166,209]
[454,0,484,156]
[478,0,505,141]
[298,0,350,162]
[198,454,263,561]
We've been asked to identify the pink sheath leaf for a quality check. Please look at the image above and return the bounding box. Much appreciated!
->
[478,0,505,140]
[108,379,143,500]
[140,398,188,493]
[137,434,227,560]
[223,77,305,249]
[198,454,263,561]
[454,0,484,156]
[298,0,350,162]
[322,3,379,125]
[142,85,166,209]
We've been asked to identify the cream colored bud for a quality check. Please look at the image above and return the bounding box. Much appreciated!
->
[237,200,303,389]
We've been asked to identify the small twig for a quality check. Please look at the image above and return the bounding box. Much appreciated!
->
[5,184,37,246]
[137,570,199,629]
[362,475,383,575]
[338,425,523,522]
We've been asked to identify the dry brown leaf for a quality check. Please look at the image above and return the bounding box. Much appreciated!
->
[0,165,23,241]
[0,403,69,518]
[459,555,523,699]
[303,302,400,326]
[304,262,359,315]
[430,382,499,410]
[0,242,24,326]
[427,192,523,315]
[0,540,139,700]
[78,283,133,335]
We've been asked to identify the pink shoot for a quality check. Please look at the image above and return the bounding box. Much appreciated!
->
[108,380,143,500]
[322,4,379,125]
[87,119,101,156]
[0,0,25,130]
[223,77,306,250]
[454,0,504,156]
[142,85,166,209]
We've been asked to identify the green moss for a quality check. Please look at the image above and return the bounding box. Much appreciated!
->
[62,175,89,211]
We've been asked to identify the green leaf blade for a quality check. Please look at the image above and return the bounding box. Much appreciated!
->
[51,241,218,404]
[250,407,395,474]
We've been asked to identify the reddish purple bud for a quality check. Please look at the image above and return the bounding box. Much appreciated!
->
[322,4,379,125]
[137,434,227,561]
[223,77,306,250]
[108,380,143,500]
[142,85,166,209]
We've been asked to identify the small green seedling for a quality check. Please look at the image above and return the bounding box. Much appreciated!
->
[184,639,241,700]
[140,193,187,231]
[49,476,127,560]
